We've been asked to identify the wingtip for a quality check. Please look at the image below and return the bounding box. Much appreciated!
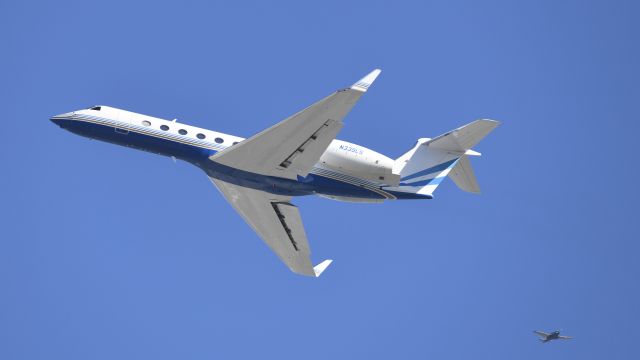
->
[479,118,502,127]
[313,259,333,277]
[464,149,482,156]
[351,69,382,92]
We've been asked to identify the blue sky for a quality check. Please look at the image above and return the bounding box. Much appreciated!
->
[1,0,639,358]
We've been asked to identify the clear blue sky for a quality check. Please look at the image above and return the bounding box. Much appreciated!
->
[1,1,639,359]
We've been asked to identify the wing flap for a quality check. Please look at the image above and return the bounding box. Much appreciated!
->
[276,118,343,178]
[271,201,311,254]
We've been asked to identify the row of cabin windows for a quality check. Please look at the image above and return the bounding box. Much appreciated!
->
[87,108,238,145]
[141,120,226,144]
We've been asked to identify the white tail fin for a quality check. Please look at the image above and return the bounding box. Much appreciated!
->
[386,119,500,197]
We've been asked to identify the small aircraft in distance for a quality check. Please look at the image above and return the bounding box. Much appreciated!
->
[534,330,573,343]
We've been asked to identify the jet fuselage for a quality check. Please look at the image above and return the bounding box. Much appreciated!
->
[51,106,425,202]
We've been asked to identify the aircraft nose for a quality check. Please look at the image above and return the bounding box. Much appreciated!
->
[50,112,74,127]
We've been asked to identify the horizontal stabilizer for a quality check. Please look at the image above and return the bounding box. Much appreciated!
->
[427,119,500,152]
[313,259,333,277]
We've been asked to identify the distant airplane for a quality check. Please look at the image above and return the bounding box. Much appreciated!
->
[50,69,500,277]
[534,330,573,343]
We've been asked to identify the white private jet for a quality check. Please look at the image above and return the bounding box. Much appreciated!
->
[50,69,500,277]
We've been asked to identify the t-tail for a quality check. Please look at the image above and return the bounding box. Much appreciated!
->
[384,119,500,198]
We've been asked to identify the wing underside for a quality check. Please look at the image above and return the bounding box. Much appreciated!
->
[210,177,331,276]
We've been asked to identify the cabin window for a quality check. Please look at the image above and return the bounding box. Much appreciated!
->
[215,137,224,144]
[90,106,101,111]
[160,125,169,131]
[197,133,206,140]
[179,129,188,135]
[232,141,239,145]
[142,120,151,127]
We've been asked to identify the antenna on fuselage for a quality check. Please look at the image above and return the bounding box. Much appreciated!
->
[172,118,177,122]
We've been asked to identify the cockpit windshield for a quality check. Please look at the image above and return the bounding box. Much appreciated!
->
[89,106,101,111]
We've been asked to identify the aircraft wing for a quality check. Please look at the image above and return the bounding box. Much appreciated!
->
[209,177,332,277]
[209,69,381,180]
[533,331,549,338]
[557,335,573,340]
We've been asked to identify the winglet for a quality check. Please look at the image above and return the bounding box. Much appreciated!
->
[313,259,333,277]
[351,69,382,92]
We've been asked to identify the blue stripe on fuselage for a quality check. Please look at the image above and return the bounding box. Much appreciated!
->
[399,175,448,187]
[400,158,458,182]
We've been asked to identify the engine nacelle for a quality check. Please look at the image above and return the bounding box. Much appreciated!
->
[318,140,400,185]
